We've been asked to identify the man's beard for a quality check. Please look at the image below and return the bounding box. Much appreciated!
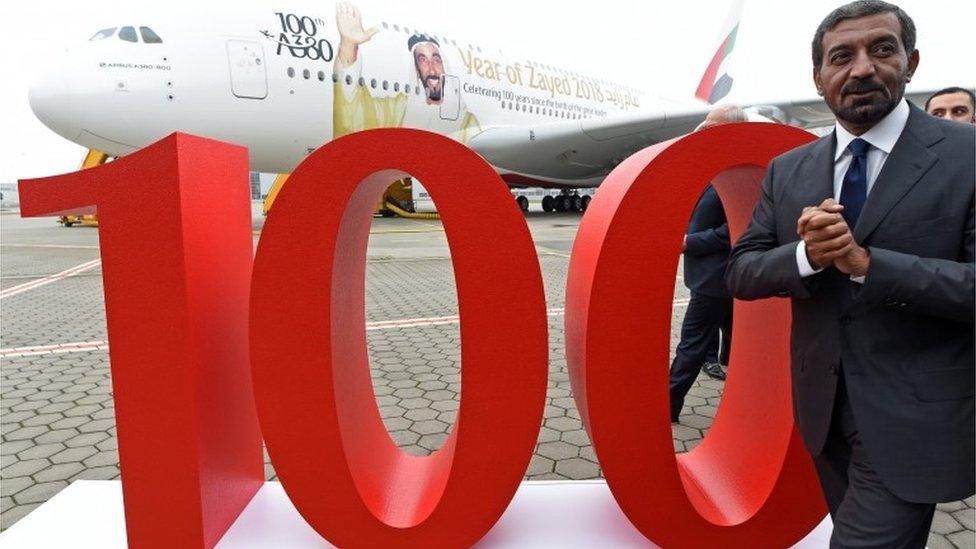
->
[423,75,442,101]
[831,77,904,125]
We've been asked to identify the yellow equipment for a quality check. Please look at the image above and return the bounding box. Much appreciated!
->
[59,150,109,227]
[261,174,438,220]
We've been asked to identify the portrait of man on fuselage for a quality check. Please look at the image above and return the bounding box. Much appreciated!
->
[331,1,480,141]
[410,34,445,105]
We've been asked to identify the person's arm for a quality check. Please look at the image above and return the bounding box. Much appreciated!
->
[726,161,817,301]
[331,2,408,136]
[685,224,729,256]
[334,1,377,72]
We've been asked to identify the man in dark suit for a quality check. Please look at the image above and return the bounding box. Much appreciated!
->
[669,105,745,423]
[727,1,974,546]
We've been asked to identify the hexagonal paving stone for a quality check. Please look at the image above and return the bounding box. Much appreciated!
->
[404,408,438,422]
[12,481,68,505]
[379,405,406,419]
[49,446,98,464]
[411,420,448,436]
[389,430,421,446]
[399,398,432,410]
[560,429,590,447]
[65,432,110,448]
[16,443,66,461]
[383,417,412,431]
[417,380,447,391]
[546,416,581,433]
[953,508,976,531]
[431,400,458,412]
[536,441,579,461]
[526,455,554,476]
[4,426,48,441]
[948,530,976,548]
[1,459,51,478]
[931,510,963,535]
[33,462,86,483]
[0,476,33,498]
[34,428,79,445]
[418,433,448,452]
[554,457,600,479]
[392,388,424,399]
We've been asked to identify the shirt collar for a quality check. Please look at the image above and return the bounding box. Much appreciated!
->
[833,98,910,160]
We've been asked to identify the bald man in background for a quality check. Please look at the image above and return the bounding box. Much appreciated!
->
[669,105,747,423]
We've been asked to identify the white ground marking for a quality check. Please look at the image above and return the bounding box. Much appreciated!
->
[0,258,102,300]
[0,300,690,359]
[1,244,100,249]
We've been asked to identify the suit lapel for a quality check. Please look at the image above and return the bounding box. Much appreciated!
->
[854,106,944,242]
[797,133,835,209]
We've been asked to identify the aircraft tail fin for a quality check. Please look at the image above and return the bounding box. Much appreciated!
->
[695,0,744,104]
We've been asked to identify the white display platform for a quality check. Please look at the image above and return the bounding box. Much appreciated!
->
[0,480,833,548]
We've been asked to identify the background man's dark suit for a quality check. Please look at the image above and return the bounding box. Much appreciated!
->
[727,106,974,511]
[669,185,732,420]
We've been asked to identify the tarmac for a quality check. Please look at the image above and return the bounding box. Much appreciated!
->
[1,204,973,547]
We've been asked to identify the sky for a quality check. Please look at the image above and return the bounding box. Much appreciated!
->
[0,0,972,184]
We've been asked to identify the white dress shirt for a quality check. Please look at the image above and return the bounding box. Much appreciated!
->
[795,98,911,281]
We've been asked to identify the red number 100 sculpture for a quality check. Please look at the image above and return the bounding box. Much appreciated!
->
[18,125,824,548]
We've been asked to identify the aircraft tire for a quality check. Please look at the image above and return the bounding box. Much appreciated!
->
[570,195,583,212]
[542,195,555,212]
[581,195,592,212]
[516,195,529,212]
[554,195,568,212]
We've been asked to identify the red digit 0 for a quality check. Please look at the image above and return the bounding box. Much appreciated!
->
[249,129,548,547]
[18,134,264,548]
[566,123,826,547]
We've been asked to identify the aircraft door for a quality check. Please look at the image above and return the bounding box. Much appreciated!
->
[439,75,461,121]
[226,40,268,99]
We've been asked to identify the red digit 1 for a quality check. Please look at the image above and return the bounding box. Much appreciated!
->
[249,128,548,547]
[566,123,827,547]
[18,134,264,548]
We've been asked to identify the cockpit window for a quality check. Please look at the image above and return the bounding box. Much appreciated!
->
[139,27,162,43]
[119,26,138,42]
[89,28,117,41]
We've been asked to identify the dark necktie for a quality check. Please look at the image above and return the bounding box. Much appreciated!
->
[840,138,870,228]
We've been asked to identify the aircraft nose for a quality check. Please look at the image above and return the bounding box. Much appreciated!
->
[29,58,78,141]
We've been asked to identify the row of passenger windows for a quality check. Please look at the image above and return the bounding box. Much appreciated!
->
[89,26,163,43]
[285,66,595,118]
[285,67,424,95]
[502,101,591,120]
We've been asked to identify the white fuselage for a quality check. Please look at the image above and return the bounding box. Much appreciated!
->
[30,3,691,188]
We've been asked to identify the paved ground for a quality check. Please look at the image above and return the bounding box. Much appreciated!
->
[1,206,973,547]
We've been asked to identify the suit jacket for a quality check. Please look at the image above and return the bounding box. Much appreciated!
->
[684,184,731,297]
[727,105,975,504]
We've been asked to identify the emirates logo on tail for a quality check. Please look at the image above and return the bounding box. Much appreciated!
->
[695,0,744,104]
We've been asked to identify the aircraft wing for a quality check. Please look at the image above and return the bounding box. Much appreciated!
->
[744,89,936,129]
[468,104,711,188]
[468,90,938,189]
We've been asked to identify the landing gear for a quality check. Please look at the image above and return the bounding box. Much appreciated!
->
[516,195,529,212]
[554,195,569,212]
[569,194,583,212]
[542,195,555,212]
[539,191,591,213]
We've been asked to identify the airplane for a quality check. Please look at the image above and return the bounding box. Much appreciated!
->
[26,1,936,217]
